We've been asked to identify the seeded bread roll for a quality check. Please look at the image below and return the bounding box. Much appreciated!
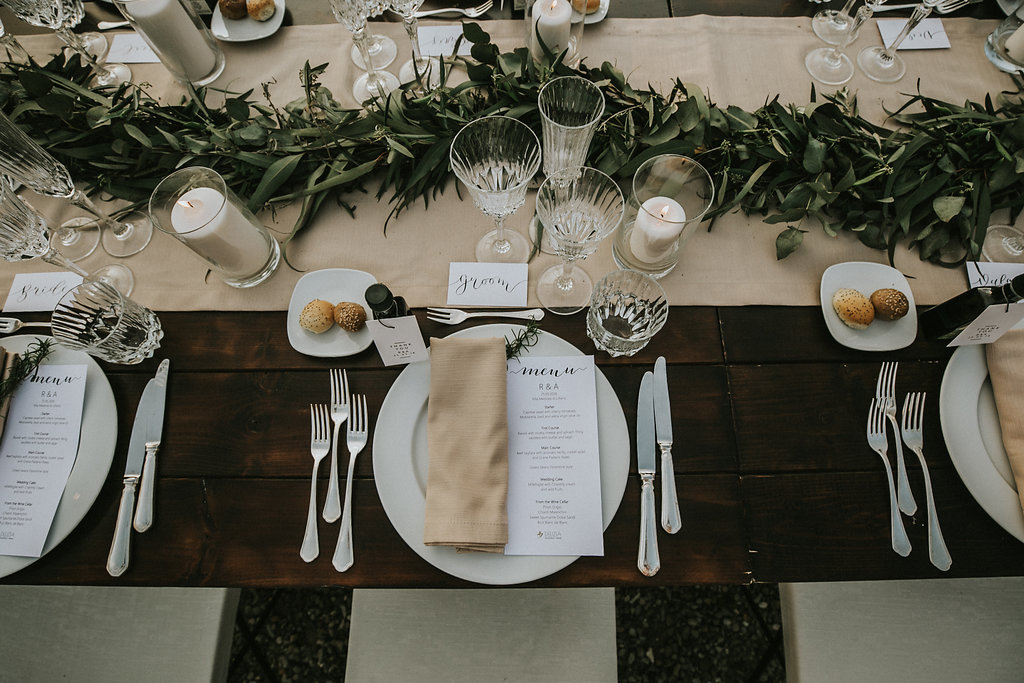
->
[300,299,335,334]
[247,0,276,21]
[832,288,875,329]
[334,302,367,332]
[572,0,601,12]
[871,288,910,321]
[219,0,247,20]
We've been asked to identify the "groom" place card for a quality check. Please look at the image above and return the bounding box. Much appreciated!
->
[446,262,529,308]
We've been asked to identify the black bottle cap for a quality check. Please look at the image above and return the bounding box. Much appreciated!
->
[1010,274,1024,298]
[365,283,394,312]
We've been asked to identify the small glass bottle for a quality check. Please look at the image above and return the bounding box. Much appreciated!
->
[365,283,409,320]
[918,274,1024,340]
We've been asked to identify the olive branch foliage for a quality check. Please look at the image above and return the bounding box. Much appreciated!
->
[1,22,1022,266]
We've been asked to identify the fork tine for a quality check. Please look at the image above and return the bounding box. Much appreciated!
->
[426,315,449,324]
[425,307,451,316]
[360,394,368,432]
[330,369,338,406]
[342,369,349,406]
[875,363,887,399]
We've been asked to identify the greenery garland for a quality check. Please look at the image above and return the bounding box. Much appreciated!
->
[1,23,1022,265]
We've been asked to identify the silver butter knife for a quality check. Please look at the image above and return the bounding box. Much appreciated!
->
[637,371,660,577]
[653,357,681,534]
[106,359,169,576]
[134,359,169,533]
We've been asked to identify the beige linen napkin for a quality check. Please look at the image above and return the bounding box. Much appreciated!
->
[985,329,1024,513]
[0,348,17,443]
[423,336,509,553]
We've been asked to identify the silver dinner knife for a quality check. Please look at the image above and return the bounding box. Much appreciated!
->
[637,371,660,577]
[653,357,681,534]
[134,359,169,533]
[106,359,169,576]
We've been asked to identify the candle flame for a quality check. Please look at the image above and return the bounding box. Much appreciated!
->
[177,199,198,210]
[549,0,558,9]
[659,205,671,219]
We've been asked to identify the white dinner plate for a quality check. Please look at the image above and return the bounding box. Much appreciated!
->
[0,335,118,578]
[211,0,286,42]
[373,323,630,585]
[581,0,610,24]
[940,343,1024,542]
[286,268,377,357]
[820,261,918,351]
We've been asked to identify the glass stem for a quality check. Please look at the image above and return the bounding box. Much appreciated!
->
[1,35,31,64]
[353,26,385,94]
[42,247,89,277]
[881,4,933,60]
[832,4,873,60]
[556,257,575,291]
[55,27,113,80]
[402,15,424,66]
[69,190,126,238]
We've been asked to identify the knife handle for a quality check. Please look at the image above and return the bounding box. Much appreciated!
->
[106,479,137,577]
[660,446,681,534]
[638,473,660,577]
[134,448,156,532]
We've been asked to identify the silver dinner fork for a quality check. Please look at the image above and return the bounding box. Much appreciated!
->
[414,0,493,18]
[301,404,331,563]
[876,362,917,516]
[872,0,980,11]
[323,369,350,523]
[426,307,545,325]
[0,317,50,334]
[902,392,952,571]
[867,398,912,557]
[333,393,368,572]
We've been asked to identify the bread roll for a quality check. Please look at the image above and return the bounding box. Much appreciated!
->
[219,0,247,20]
[300,299,335,334]
[247,0,276,21]
[572,0,600,13]
[870,288,909,321]
[334,302,367,332]
[832,288,874,329]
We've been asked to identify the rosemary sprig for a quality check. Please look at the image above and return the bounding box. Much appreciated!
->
[0,338,54,406]
[505,319,541,360]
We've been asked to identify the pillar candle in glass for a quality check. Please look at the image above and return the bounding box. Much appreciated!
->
[526,0,584,67]
[612,155,714,279]
[985,1,1024,73]
[149,167,281,288]
[113,0,225,85]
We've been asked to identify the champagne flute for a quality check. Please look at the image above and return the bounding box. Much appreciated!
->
[0,110,152,259]
[350,0,397,71]
[1,0,132,86]
[449,116,543,263]
[0,16,31,63]
[812,0,862,44]
[390,0,439,86]
[329,0,400,102]
[857,0,938,82]
[805,1,878,85]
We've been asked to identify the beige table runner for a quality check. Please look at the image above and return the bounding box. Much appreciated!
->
[4,17,1018,310]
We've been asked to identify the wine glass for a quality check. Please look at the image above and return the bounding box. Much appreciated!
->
[0,181,135,295]
[982,225,1024,263]
[0,110,152,259]
[0,16,31,64]
[390,0,439,86]
[535,167,624,315]
[858,0,938,83]
[805,1,877,85]
[1,0,132,86]
[812,0,862,45]
[350,0,397,71]
[449,116,543,263]
[329,0,400,102]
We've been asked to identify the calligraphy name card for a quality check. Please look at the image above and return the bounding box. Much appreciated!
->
[967,262,1024,289]
[447,262,529,308]
[107,34,161,63]
[3,272,84,313]
[417,26,475,58]
[877,19,950,50]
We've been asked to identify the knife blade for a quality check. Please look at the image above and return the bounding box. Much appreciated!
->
[654,356,681,534]
[106,359,169,576]
[134,359,169,533]
[637,371,660,577]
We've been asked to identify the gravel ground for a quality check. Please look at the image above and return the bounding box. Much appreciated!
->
[229,584,784,682]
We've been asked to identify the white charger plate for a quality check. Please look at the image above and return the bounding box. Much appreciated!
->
[372,324,629,585]
[820,261,917,351]
[211,0,286,42]
[0,335,117,578]
[286,268,377,358]
[940,343,1024,543]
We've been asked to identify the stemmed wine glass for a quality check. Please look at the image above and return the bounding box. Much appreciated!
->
[1,0,132,86]
[329,0,400,102]
[857,0,939,82]
[350,0,397,71]
[535,167,624,315]
[390,0,439,86]
[805,1,878,85]
[812,0,862,45]
[0,181,134,295]
[449,116,543,263]
[0,110,152,259]
[982,225,1024,263]
[0,16,31,63]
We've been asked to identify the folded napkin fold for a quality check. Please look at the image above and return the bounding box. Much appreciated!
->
[985,329,1024,514]
[0,348,17,444]
[423,336,508,553]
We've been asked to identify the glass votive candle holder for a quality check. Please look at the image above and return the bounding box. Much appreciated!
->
[113,0,225,86]
[149,167,281,288]
[525,0,585,67]
[586,270,668,357]
[985,1,1024,74]
[51,280,163,364]
[612,155,714,279]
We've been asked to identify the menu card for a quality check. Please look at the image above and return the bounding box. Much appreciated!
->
[0,364,87,557]
[504,355,604,556]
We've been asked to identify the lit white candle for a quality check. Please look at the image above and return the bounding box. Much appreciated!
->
[1005,25,1024,64]
[122,0,216,82]
[531,0,572,59]
[170,187,268,276]
[629,196,687,264]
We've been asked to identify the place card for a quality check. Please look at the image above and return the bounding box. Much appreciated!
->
[447,262,529,308]
[947,303,1024,347]
[417,25,474,57]
[367,316,429,366]
[3,272,83,313]
[504,355,604,556]
[877,18,950,50]
[967,261,1024,289]
[0,364,87,557]
[107,34,161,64]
